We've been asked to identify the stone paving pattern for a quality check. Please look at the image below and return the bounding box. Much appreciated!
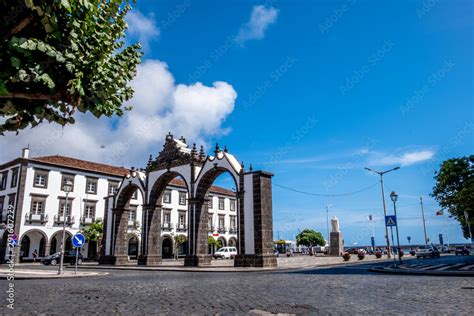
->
[1,255,473,314]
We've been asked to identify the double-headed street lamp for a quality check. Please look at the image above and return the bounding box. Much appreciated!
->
[58,179,73,275]
[390,191,402,265]
[365,166,400,258]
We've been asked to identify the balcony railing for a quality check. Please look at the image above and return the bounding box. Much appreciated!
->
[217,226,226,234]
[161,222,173,231]
[128,220,139,228]
[229,227,237,234]
[81,216,96,225]
[25,212,48,224]
[54,215,75,225]
[208,225,215,232]
[176,223,187,232]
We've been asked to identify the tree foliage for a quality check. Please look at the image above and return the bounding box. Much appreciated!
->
[174,234,187,259]
[0,0,142,134]
[208,236,222,249]
[296,229,325,250]
[81,220,103,243]
[431,155,474,239]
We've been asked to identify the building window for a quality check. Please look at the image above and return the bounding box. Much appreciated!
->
[179,192,186,205]
[218,215,225,229]
[0,171,8,190]
[163,211,171,225]
[60,173,75,192]
[163,190,171,204]
[0,196,4,212]
[108,181,119,196]
[30,197,46,215]
[218,197,225,210]
[85,178,98,194]
[178,211,186,226]
[84,203,96,219]
[58,199,72,216]
[208,214,213,230]
[7,194,16,208]
[208,196,213,209]
[33,169,49,188]
[230,200,236,211]
[10,168,19,188]
[230,216,237,229]
[128,206,137,222]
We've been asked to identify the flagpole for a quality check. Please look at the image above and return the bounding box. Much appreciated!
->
[420,197,428,245]
[444,213,449,247]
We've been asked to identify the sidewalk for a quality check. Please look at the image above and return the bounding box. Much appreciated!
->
[0,267,108,279]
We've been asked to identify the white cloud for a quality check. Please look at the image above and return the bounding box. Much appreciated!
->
[236,5,279,44]
[0,59,237,167]
[126,10,160,52]
[371,150,435,166]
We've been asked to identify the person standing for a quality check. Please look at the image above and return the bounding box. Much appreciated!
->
[32,249,38,263]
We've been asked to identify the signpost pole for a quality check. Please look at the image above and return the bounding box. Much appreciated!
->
[75,247,79,275]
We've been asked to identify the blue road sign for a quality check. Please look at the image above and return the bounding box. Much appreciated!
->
[72,233,86,248]
[385,215,397,227]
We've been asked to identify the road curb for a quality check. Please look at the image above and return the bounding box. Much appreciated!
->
[0,272,109,280]
[369,267,474,277]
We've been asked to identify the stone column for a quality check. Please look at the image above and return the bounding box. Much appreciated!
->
[138,205,162,265]
[235,171,277,267]
[112,208,129,265]
[185,198,211,266]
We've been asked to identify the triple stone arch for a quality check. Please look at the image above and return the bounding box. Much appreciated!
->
[101,134,277,267]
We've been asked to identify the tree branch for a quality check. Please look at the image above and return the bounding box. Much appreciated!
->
[6,15,35,37]
[0,91,61,100]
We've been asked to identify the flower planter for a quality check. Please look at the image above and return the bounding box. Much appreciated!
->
[399,250,404,258]
[375,251,382,259]
[357,251,365,260]
[410,250,416,256]
[342,252,351,261]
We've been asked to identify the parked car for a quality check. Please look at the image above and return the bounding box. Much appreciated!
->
[41,250,83,265]
[416,244,440,259]
[213,247,238,259]
[455,246,470,256]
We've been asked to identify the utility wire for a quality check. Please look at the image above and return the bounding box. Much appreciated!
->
[273,182,379,197]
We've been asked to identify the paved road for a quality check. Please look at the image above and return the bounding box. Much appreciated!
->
[1,255,473,314]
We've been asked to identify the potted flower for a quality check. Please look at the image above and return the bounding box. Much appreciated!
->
[357,250,365,260]
[375,251,382,258]
[342,252,351,261]
[409,249,416,256]
[399,250,404,258]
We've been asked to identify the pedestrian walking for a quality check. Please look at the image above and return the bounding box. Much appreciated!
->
[32,249,38,263]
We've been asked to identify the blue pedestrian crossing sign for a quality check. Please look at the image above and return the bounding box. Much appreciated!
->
[72,233,86,248]
[385,215,397,227]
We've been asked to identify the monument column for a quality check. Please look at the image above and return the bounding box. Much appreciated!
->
[185,198,211,266]
[138,205,162,265]
[112,208,130,265]
[329,216,344,256]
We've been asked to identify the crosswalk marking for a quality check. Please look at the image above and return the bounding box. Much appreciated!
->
[420,264,449,270]
[460,264,474,271]
[437,263,464,271]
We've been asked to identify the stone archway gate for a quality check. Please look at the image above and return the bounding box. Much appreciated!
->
[100,134,277,267]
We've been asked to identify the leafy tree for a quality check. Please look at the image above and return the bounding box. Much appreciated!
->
[431,155,474,239]
[208,236,222,254]
[0,0,142,134]
[173,234,187,260]
[81,220,104,259]
[296,229,325,255]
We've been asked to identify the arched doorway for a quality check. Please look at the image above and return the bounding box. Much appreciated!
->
[128,235,138,259]
[228,237,237,247]
[50,230,73,255]
[218,236,227,248]
[0,231,9,263]
[20,230,48,262]
[162,237,173,259]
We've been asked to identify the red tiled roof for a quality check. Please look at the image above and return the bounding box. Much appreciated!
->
[30,155,129,177]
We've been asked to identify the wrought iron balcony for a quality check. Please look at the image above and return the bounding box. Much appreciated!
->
[25,212,48,224]
[208,225,215,232]
[54,215,75,225]
[217,226,226,234]
[81,216,96,225]
[128,220,139,228]
[229,227,237,234]
[161,222,173,231]
[176,223,187,232]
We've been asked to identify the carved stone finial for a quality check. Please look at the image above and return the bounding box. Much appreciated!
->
[249,164,253,172]
[224,145,228,153]
[131,166,135,171]
[215,143,220,154]
[191,143,198,160]
[199,145,206,161]
[179,136,186,144]
[166,132,173,141]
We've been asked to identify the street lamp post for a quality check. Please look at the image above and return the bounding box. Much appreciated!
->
[326,206,329,247]
[58,179,73,275]
[390,191,402,265]
[365,166,400,258]
[420,197,428,245]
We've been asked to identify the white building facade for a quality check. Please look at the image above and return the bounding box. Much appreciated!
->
[0,149,237,262]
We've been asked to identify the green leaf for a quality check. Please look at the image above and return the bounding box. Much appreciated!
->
[11,57,21,69]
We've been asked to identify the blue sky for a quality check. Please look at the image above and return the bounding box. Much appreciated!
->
[2,1,472,246]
